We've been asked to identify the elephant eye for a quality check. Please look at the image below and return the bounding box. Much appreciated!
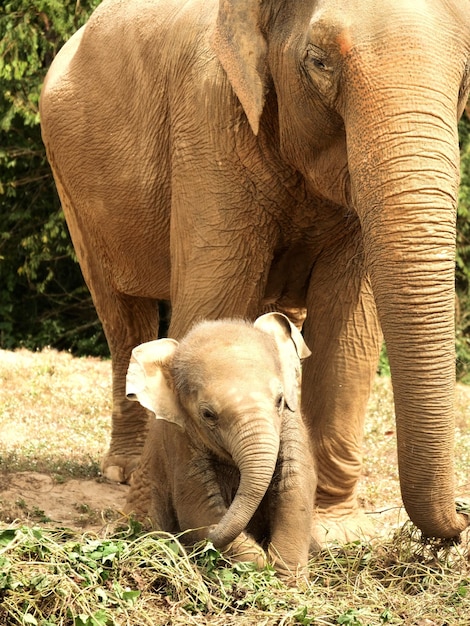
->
[305,45,329,71]
[200,405,218,425]
[275,393,284,412]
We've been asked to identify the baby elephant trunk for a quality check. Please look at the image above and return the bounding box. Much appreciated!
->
[208,423,280,549]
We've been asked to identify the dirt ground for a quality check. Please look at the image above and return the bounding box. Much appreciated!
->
[1,348,469,540]
[0,348,128,531]
[0,471,129,530]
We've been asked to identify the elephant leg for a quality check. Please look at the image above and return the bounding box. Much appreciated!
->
[81,260,159,481]
[173,454,233,541]
[168,241,270,339]
[56,189,160,483]
[124,451,171,528]
[267,417,317,580]
[125,422,179,532]
[166,154,277,338]
[124,461,152,520]
[302,225,382,545]
[174,456,267,567]
[222,533,267,568]
[101,293,159,482]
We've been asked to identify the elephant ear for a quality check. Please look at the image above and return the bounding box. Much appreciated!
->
[254,312,312,412]
[126,338,185,428]
[211,0,268,135]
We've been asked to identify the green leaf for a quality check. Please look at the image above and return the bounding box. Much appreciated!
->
[294,605,315,625]
[95,588,108,606]
[337,609,363,626]
[121,589,140,605]
[74,614,110,626]
[380,609,393,623]
[90,609,111,626]
[0,528,17,546]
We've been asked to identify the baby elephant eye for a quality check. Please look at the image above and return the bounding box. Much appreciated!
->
[200,405,218,425]
[275,394,285,412]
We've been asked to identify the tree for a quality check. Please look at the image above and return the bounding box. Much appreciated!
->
[456,109,470,379]
[0,0,105,355]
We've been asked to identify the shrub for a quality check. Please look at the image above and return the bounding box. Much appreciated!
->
[0,0,106,355]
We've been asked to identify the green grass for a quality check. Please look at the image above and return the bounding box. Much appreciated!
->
[1,348,470,625]
[1,522,469,625]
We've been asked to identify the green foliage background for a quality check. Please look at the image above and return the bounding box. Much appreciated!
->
[456,112,470,380]
[1,0,470,374]
[0,0,104,356]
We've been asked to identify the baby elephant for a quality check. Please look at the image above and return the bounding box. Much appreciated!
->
[124,312,317,579]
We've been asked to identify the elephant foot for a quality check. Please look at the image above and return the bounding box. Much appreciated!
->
[266,544,309,585]
[222,532,267,569]
[312,507,376,547]
[101,453,142,484]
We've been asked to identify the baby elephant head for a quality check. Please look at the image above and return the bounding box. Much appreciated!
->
[125,312,311,549]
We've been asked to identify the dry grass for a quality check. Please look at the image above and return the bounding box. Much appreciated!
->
[1,348,470,625]
[0,348,111,480]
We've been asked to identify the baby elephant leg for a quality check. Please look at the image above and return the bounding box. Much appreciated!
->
[220,532,267,569]
[126,424,267,567]
[174,456,268,568]
[124,424,178,532]
[267,419,317,581]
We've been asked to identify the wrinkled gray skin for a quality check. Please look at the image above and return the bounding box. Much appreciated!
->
[39,0,470,543]
[124,313,316,579]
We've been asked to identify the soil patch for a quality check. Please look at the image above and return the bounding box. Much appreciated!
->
[0,471,129,530]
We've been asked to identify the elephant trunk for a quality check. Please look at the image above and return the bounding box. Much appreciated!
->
[345,53,469,537]
[208,418,280,549]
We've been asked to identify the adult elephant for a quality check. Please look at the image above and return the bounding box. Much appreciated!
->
[40,0,470,543]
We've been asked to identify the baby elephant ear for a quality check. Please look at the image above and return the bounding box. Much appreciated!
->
[254,312,312,412]
[126,338,185,428]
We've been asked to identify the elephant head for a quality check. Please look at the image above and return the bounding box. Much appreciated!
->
[212,0,470,538]
[125,312,311,548]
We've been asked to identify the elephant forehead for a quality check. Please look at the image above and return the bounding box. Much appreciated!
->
[201,343,278,373]
[310,0,437,50]
[336,27,352,56]
[204,377,282,407]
